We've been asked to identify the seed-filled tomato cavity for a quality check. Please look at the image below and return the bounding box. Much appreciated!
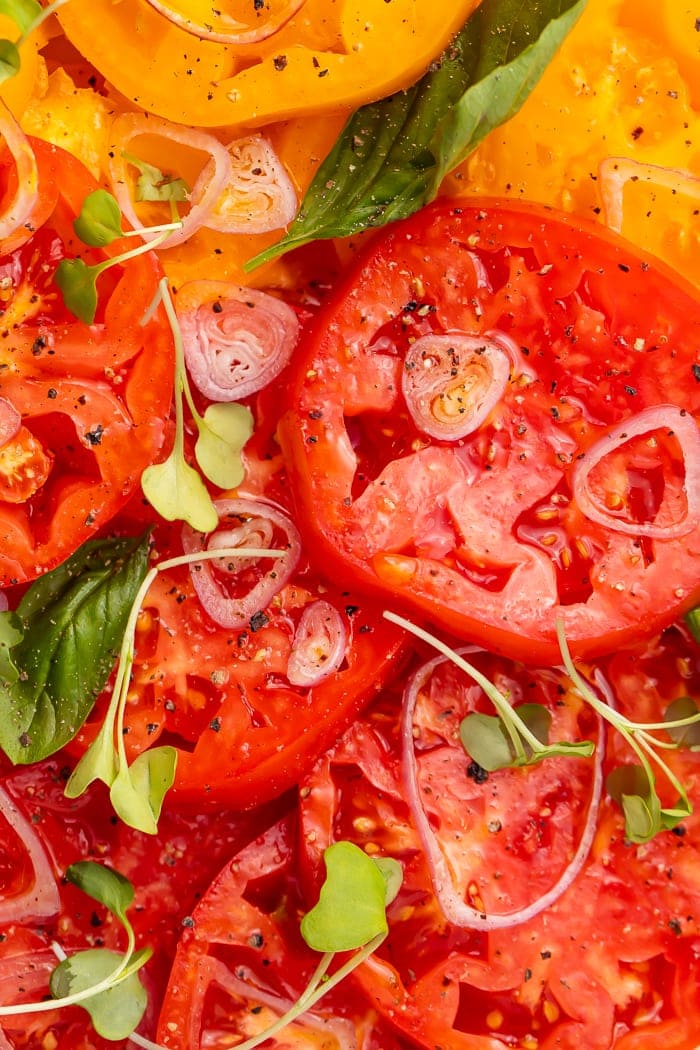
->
[280,200,700,662]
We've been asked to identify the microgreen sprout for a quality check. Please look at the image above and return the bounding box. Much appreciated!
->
[0,0,67,84]
[225,842,402,1050]
[685,605,700,644]
[122,152,190,204]
[382,609,594,771]
[556,619,700,843]
[140,277,253,530]
[382,610,700,844]
[54,190,182,323]
[65,543,282,833]
[0,862,151,1041]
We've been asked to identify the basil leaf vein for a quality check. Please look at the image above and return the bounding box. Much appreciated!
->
[0,533,150,763]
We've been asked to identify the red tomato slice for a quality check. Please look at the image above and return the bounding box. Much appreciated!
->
[156,813,412,1048]
[67,411,407,808]
[295,629,700,1049]
[279,200,700,663]
[0,758,268,1048]
[0,141,174,585]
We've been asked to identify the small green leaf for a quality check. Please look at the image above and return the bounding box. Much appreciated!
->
[373,857,403,906]
[195,402,253,490]
[64,719,119,798]
[0,39,19,83]
[142,452,219,532]
[110,746,177,835]
[301,841,391,953]
[73,189,125,247]
[685,606,700,643]
[664,696,700,750]
[247,0,587,267]
[0,0,41,34]
[460,711,514,771]
[0,534,150,764]
[460,703,553,771]
[123,152,189,203]
[50,948,149,1039]
[0,611,22,683]
[607,765,662,843]
[54,258,98,324]
[66,860,134,920]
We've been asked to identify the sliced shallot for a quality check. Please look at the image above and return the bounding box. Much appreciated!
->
[287,600,347,687]
[204,135,297,235]
[0,398,20,448]
[401,652,604,930]
[107,114,232,248]
[142,0,304,44]
[401,332,510,441]
[572,405,700,539]
[178,280,299,401]
[0,100,39,247]
[598,156,700,232]
[0,785,60,923]
[182,498,301,629]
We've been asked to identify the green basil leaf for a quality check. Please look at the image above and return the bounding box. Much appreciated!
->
[0,0,41,34]
[248,0,586,267]
[0,533,150,763]
[300,841,390,952]
[0,39,19,83]
[49,948,149,1039]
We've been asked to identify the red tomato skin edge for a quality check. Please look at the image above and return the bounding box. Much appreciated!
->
[167,628,408,811]
[278,197,700,666]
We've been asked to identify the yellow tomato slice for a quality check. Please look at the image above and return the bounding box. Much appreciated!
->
[57,0,480,128]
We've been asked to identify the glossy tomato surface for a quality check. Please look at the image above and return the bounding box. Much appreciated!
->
[67,389,407,809]
[0,141,173,585]
[280,199,700,664]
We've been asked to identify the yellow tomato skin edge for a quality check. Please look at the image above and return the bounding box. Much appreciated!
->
[0,16,46,119]
[57,0,481,128]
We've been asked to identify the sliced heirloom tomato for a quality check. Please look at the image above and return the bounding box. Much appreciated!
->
[67,396,406,808]
[56,0,479,127]
[157,813,412,1048]
[0,758,270,1048]
[296,631,700,1049]
[279,199,700,664]
[0,140,174,585]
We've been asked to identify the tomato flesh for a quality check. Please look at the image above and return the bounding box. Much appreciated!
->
[280,200,700,663]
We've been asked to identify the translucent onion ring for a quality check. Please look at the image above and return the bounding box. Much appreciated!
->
[182,497,301,628]
[204,135,297,235]
[107,114,232,248]
[401,332,510,441]
[401,651,604,930]
[178,281,299,401]
[571,405,700,540]
[142,0,305,44]
[287,600,347,687]
[0,786,60,923]
[204,960,358,1049]
[0,99,38,246]
[0,398,21,448]
[599,156,700,233]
